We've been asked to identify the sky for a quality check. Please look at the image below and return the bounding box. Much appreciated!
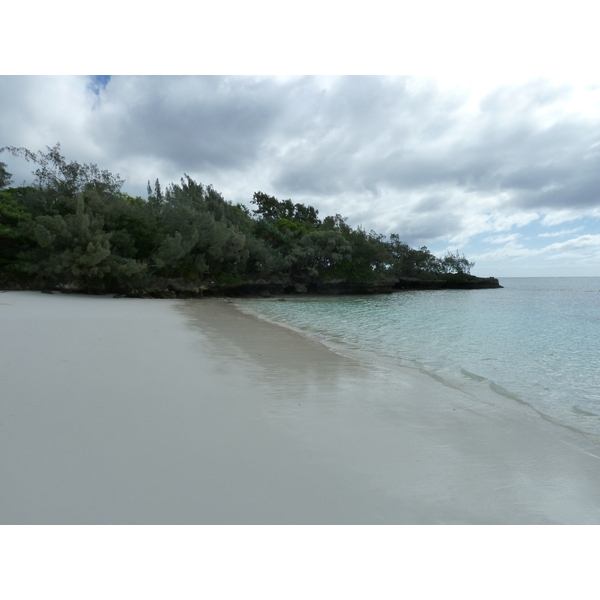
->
[2,4,599,278]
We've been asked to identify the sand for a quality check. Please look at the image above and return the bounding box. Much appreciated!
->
[1,290,600,524]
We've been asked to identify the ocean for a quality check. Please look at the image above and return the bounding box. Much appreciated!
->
[237,278,600,441]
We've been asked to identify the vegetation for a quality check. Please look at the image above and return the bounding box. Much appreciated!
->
[0,144,481,295]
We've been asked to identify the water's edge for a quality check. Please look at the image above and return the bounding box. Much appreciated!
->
[232,281,600,450]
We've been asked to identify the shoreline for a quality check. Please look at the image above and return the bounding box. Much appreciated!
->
[2,291,600,524]
[233,295,600,451]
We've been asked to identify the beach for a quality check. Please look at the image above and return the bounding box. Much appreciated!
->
[2,291,600,524]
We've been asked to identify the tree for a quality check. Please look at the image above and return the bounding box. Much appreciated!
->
[251,191,321,227]
[0,144,124,198]
[293,229,352,276]
[0,189,32,272]
[292,202,321,227]
[441,250,474,275]
[8,190,147,290]
[0,162,12,188]
[251,192,282,221]
[1,145,481,292]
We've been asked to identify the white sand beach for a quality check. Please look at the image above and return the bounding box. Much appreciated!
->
[2,291,600,524]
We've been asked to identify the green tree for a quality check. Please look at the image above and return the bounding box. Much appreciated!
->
[292,229,352,277]
[0,162,12,188]
[0,189,32,273]
[13,192,145,290]
[441,250,474,275]
[251,192,285,221]
[1,144,480,293]
[1,144,124,198]
[251,191,321,227]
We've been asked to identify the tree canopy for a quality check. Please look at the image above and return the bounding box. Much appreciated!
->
[0,144,477,294]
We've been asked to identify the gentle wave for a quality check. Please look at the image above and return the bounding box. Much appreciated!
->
[238,278,600,438]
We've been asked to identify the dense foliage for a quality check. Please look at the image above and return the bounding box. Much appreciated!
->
[0,145,475,293]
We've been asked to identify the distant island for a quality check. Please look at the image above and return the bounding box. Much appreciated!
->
[0,144,501,298]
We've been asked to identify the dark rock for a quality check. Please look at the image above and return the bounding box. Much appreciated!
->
[4,272,502,298]
[394,276,502,291]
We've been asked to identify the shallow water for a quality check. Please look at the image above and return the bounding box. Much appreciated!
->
[238,278,600,440]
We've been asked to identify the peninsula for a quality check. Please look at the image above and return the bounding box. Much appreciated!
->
[0,145,501,297]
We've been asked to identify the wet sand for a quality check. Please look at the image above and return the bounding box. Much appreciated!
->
[1,291,600,524]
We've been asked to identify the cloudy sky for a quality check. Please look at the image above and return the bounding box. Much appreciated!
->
[2,5,599,278]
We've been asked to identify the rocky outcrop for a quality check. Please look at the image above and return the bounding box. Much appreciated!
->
[1,274,502,298]
[394,276,502,290]
[118,275,501,298]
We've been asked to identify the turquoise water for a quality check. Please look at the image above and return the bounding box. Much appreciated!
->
[239,278,600,439]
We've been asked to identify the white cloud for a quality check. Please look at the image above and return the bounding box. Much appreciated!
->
[473,233,600,267]
[541,210,600,226]
[543,234,600,253]
[485,233,522,245]
[472,242,530,263]
[538,227,584,238]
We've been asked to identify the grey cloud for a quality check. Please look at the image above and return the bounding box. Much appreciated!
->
[379,111,597,201]
[388,214,463,247]
[534,176,600,209]
[96,76,287,173]
[266,77,600,219]
[273,163,343,196]
[24,76,600,214]
[413,195,450,214]
[270,76,466,196]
